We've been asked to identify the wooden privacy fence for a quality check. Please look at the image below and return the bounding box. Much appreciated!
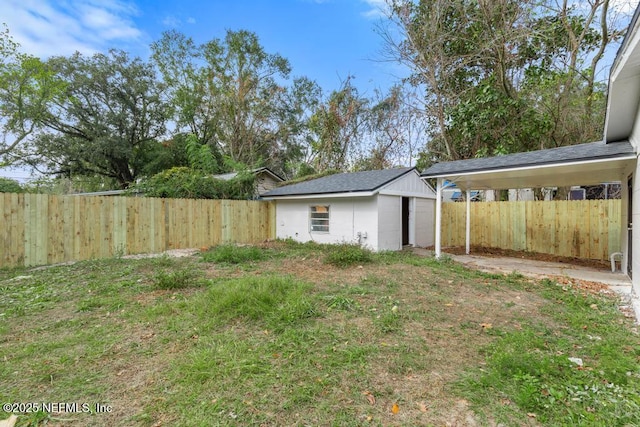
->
[441,199,621,261]
[0,193,276,268]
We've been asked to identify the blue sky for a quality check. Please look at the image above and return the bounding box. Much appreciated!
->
[2,0,639,182]
[2,0,402,95]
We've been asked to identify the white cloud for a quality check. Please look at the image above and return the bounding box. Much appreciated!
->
[161,14,197,28]
[2,0,143,57]
[161,15,182,28]
[361,0,389,18]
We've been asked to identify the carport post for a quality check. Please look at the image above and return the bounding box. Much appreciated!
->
[466,189,470,255]
[435,177,442,258]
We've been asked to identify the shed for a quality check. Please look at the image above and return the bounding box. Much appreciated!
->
[261,167,436,251]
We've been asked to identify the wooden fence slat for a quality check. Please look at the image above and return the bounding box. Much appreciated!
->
[442,199,621,261]
[0,192,619,267]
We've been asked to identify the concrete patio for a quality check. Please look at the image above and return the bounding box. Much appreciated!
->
[413,248,639,323]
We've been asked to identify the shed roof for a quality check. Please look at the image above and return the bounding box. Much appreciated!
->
[261,167,415,198]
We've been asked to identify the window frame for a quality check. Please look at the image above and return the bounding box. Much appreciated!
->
[309,205,330,233]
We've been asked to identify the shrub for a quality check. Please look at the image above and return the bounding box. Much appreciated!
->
[132,167,256,200]
[154,268,201,289]
[0,177,23,193]
[324,243,373,267]
[201,244,267,264]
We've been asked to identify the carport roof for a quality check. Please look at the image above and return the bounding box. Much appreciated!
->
[421,141,637,190]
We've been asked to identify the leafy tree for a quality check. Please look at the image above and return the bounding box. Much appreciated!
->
[138,134,191,178]
[151,30,320,175]
[0,26,64,164]
[382,0,624,164]
[29,50,170,188]
[308,77,368,172]
[355,85,427,170]
[133,167,256,200]
[0,177,22,193]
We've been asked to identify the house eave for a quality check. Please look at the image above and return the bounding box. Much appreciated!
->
[261,190,377,201]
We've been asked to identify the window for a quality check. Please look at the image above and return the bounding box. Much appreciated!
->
[310,205,330,232]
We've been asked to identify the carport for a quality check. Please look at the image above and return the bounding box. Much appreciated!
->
[420,140,637,276]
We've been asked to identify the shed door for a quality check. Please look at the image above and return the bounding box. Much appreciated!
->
[402,197,409,246]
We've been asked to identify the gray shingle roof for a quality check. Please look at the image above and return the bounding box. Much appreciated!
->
[261,167,415,197]
[213,167,284,182]
[421,141,635,177]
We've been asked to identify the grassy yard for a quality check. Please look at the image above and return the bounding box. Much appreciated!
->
[1,241,639,426]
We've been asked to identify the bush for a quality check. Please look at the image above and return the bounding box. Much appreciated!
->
[132,167,256,199]
[154,268,202,289]
[324,243,373,267]
[0,177,23,193]
[201,244,267,264]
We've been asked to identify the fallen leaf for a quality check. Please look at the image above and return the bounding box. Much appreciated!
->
[417,402,428,412]
[391,403,399,414]
[444,303,453,307]
[362,391,376,405]
[0,414,18,427]
[527,413,537,418]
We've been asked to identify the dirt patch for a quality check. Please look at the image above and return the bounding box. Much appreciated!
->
[122,248,200,260]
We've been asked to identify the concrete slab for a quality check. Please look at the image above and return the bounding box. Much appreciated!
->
[449,254,632,289]
[412,248,638,323]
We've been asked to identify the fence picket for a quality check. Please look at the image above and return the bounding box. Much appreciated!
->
[441,200,621,261]
[0,193,275,267]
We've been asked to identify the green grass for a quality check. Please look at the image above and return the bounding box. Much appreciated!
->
[458,278,640,426]
[0,243,638,426]
[200,244,271,264]
[324,242,373,267]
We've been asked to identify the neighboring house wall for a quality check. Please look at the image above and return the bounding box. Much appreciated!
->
[256,173,280,195]
[275,197,380,249]
[509,188,535,201]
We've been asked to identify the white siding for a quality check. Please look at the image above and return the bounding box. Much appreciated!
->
[631,159,640,295]
[272,170,438,252]
[377,195,402,251]
[415,198,435,247]
[275,197,380,250]
[380,171,436,198]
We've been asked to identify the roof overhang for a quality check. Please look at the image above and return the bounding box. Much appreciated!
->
[261,191,376,201]
[423,155,637,191]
